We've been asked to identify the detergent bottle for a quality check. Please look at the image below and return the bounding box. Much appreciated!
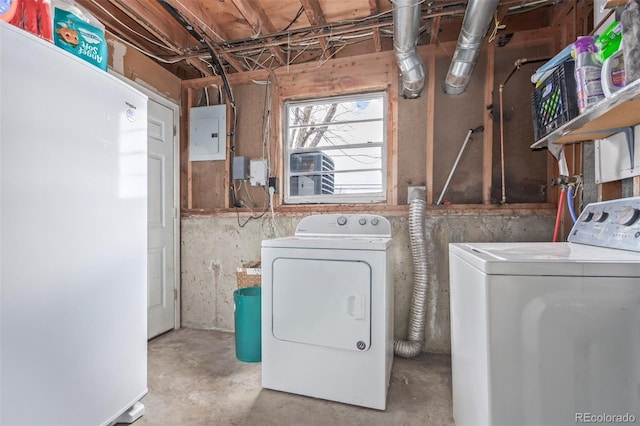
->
[601,48,625,97]
[573,36,604,112]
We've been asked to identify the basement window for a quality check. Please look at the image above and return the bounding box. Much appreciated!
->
[284,92,387,204]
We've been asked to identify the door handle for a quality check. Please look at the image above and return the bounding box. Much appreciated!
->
[347,294,366,320]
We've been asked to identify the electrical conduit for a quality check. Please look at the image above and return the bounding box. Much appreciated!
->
[394,188,429,358]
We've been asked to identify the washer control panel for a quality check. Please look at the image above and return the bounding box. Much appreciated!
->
[568,196,640,252]
[295,214,391,238]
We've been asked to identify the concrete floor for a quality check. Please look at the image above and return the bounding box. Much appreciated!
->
[131,328,454,426]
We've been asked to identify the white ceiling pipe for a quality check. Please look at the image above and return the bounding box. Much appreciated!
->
[444,0,499,95]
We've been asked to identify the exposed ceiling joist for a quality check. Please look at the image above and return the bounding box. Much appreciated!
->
[300,0,333,59]
[164,0,248,73]
[75,0,563,79]
[104,0,183,55]
[230,0,288,65]
[430,16,441,44]
[368,0,382,52]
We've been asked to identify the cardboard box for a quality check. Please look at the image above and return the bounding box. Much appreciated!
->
[236,263,261,288]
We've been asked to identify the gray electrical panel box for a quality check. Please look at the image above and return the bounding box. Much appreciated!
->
[233,156,249,180]
[189,104,227,161]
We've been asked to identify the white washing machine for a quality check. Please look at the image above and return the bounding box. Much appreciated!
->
[449,196,640,426]
[261,214,393,410]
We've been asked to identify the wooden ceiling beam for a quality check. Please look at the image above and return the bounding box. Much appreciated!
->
[101,0,213,76]
[161,0,247,73]
[213,6,467,56]
[104,0,184,54]
[299,0,333,59]
[430,16,440,44]
[230,0,289,65]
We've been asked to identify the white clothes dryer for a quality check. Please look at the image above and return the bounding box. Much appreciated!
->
[261,214,393,410]
[449,197,640,425]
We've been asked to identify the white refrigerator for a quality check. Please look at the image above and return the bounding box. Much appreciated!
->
[0,22,148,425]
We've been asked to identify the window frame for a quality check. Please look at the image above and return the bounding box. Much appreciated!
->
[283,91,388,205]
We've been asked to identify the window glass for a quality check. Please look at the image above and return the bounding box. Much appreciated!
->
[284,92,387,204]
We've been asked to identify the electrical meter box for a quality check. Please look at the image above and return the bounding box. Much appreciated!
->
[189,105,227,161]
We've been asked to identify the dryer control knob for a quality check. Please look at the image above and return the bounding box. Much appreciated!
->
[337,216,348,226]
[359,218,367,225]
[580,211,594,222]
[371,218,379,226]
[593,211,609,223]
[618,207,640,226]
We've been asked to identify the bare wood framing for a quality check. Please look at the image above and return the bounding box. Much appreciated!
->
[185,87,193,209]
[598,180,622,202]
[183,203,556,217]
[104,0,214,76]
[368,0,382,52]
[426,55,436,205]
[300,0,333,59]
[225,103,231,208]
[389,60,399,205]
[275,51,393,99]
[105,0,188,54]
[180,26,560,213]
[604,0,626,7]
[102,0,213,76]
[430,16,440,45]
[271,73,284,209]
[483,42,495,204]
[166,0,247,72]
[212,7,465,57]
[230,0,288,65]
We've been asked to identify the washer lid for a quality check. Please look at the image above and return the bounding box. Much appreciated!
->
[262,235,391,250]
[449,242,640,277]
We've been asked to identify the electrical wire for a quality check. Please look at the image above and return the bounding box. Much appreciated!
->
[487,10,506,44]
[281,6,304,32]
[242,180,258,207]
[172,0,227,43]
[235,184,270,228]
[89,0,178,53]
[104,31,188,64]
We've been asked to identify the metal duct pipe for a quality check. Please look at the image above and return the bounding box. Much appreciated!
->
[393,0,425,98]
[443,0,499,95]
[394,188,429,358]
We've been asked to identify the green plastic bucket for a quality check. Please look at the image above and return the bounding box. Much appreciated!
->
[233,287,262,362]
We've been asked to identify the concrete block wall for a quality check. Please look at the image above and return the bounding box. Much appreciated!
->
[181,213,554,354]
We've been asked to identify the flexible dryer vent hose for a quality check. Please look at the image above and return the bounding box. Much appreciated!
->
[394,188,428,358]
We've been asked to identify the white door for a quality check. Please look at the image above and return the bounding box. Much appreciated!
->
[147,97,178,339]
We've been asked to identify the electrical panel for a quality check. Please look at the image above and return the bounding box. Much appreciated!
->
[189,105,226,161]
